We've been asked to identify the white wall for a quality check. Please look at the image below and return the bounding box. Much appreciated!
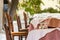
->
[0,0,3,32]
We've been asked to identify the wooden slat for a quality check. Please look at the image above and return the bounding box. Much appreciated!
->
[5,13,14,32]
[15,14,22,31]
[23,12,27,28]
[11,32,28,36]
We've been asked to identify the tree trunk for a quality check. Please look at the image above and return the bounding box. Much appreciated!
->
[9,0,19,19]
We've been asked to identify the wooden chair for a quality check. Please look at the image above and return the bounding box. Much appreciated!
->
[5,13,28,40]
[4,24,28,40]
[15,12,29,40]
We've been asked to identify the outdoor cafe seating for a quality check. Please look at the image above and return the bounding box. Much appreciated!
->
[4,12,60,40]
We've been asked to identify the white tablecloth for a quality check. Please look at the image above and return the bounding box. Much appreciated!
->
[30,13,60,29]
[27,28,60,40]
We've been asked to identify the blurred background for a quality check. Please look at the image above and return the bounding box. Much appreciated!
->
[0,0,60,40]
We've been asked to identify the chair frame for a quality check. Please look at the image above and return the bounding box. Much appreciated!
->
[5,13,28,40]
[15,12,28,40]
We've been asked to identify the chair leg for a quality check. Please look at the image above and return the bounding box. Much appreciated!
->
[19,36,21,40]
[25,36,27,40]
[19,36,23,40]
[21,36,23,40]
[12,35,14,40]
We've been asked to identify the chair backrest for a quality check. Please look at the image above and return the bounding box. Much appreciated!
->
[5,13,14,32]
[15,14,22,31]
[4,24,12,40]
[23,12,27,28]
[15,12,28,30]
